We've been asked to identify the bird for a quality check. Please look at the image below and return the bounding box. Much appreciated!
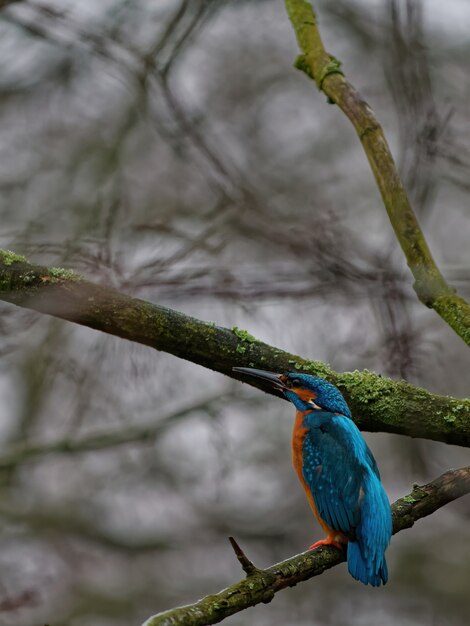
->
[233,367,392,586]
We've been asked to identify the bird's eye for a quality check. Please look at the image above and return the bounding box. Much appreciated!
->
[291,378,302,387]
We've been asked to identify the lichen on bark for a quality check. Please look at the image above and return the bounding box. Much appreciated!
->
[1,252,470,447]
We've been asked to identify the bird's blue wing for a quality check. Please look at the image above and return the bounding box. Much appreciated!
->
[302,414,371,536]
[302,413,392,585]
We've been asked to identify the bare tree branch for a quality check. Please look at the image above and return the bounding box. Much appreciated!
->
[0,394,225,471]
[228,537,257,576]
[284,0,470,348]
[141,466,470,626]
[1,250,469,446]
[0,506,172,553]
[0,0,21,10]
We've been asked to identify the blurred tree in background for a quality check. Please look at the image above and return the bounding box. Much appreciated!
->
[0,1,469,625]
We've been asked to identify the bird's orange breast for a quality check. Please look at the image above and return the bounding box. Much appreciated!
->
[292,410,309,482]
[292,410,336,537]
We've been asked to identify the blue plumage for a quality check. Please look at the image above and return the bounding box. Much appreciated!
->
[302,411,391,585]
[285,373,392,586]
[232,367,393,586]
[284,374,352,417]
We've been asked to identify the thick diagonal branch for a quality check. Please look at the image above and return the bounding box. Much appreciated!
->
[141,467,470,626]
[284,0,470,348]
[1,251,469,446]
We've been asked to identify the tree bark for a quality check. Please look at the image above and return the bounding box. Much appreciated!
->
[1,251,469,447]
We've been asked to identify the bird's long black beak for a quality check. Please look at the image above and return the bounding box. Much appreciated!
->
[232,367,287,391]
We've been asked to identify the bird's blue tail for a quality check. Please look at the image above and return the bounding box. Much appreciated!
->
[347,540,388,587]
[347,471,392,586]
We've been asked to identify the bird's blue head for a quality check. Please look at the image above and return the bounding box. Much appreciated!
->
[233,367,352,417]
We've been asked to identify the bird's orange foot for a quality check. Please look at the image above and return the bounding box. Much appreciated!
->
[309,537,343,551]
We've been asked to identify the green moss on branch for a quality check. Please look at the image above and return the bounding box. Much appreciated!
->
[232,327,258,343]
[48,267,84,283]
[1,251,469,447]
[0,249,27,265]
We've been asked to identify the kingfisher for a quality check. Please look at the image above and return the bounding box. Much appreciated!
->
[233,367,392,586]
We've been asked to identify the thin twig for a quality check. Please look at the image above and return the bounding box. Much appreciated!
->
[228,537,257,575]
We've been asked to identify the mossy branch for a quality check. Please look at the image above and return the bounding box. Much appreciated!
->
[1,250,469,446]
[141,466,470,626]
[284,0,470,348]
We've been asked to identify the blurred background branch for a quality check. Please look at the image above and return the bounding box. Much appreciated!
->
[0,393,227,471]
[0,0,21,10]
